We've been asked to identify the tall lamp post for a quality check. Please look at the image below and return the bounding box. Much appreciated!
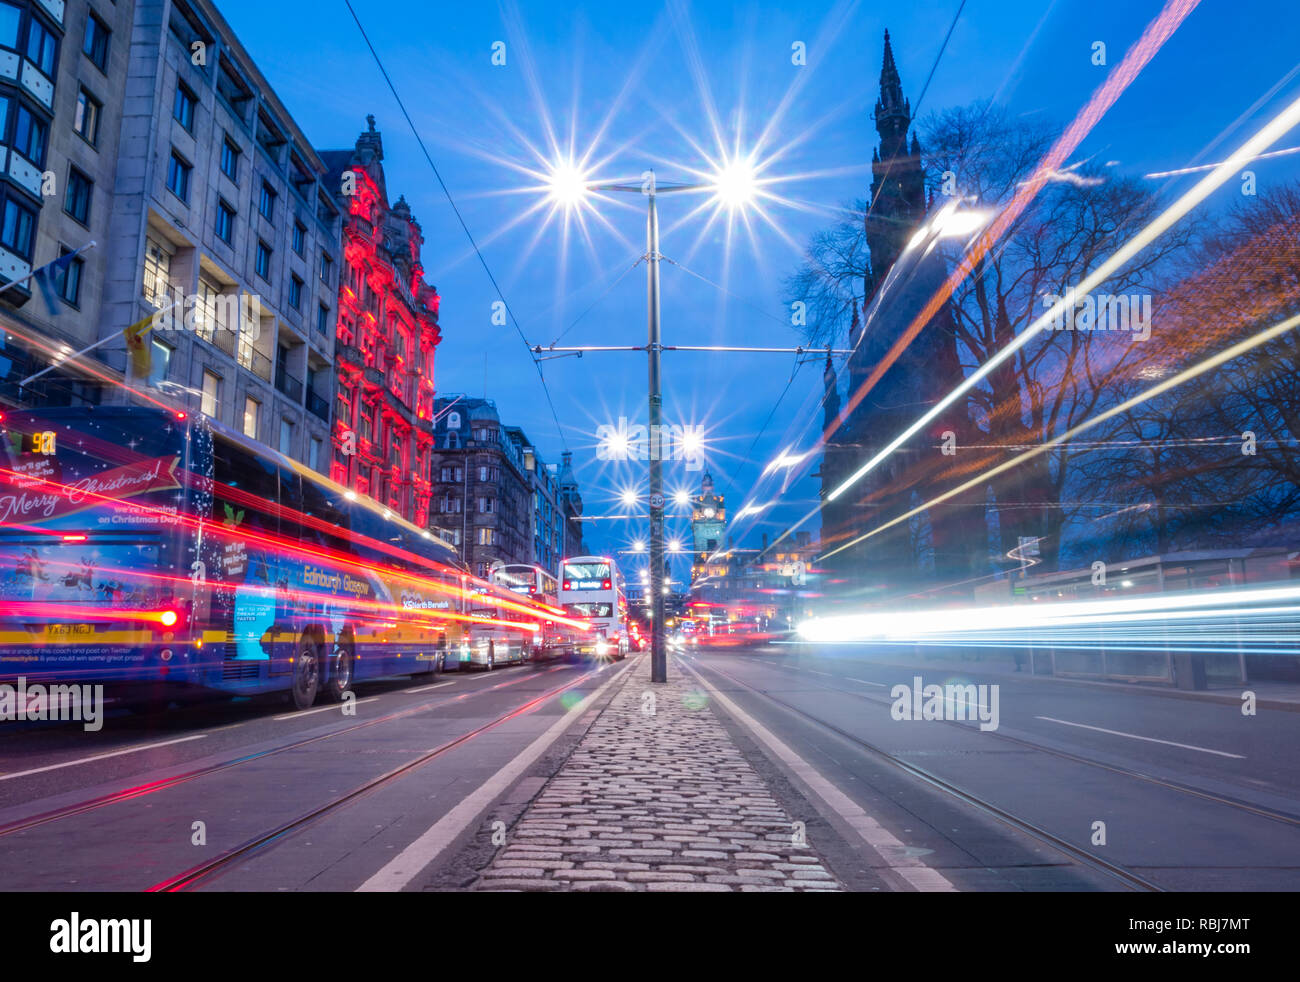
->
[546,164,758,683]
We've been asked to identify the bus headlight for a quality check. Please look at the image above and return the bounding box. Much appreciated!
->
[595,640,610,657]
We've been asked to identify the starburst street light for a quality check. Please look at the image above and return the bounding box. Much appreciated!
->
[710,154,759,210]
[673,489,691,507]
[538,154,763,685]
[620,488,639,508]
[546,160,592,207]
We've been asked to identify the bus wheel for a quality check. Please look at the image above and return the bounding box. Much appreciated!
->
[291,639,321,709]
[325,641,354,702]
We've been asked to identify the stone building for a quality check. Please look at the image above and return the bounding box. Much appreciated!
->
[818,29,980,597]
[0,0,147,407]
[0,0,344,477]
[321,117,440,526]
[428,396,531,578]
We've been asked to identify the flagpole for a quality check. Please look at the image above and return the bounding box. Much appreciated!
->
[18,332,123,389]
[18,293,182,392]
[0,240,97,296]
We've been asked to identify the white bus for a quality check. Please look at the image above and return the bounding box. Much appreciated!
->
[560,555,629,661]
[492,563,577,662]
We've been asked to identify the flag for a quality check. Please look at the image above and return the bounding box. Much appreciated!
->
[124,311,154,379]
[30,247,87,317]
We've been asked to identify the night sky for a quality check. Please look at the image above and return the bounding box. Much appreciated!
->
[218,0,1300,575]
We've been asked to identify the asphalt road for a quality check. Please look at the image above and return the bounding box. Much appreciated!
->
[2,642,1295,891]
[0,659,628,891]
[681,642,1300,891]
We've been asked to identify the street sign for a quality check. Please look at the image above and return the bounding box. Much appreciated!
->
[649,493,665,509]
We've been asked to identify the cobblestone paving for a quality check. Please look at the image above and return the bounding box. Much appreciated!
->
[475,655,844,891]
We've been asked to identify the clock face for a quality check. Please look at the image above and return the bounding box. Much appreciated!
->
[703,507,716,519]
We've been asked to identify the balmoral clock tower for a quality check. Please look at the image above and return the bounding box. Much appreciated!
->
[690,473,726,583]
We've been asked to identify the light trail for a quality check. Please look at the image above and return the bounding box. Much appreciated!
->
[819,307,1300,562]
[754,0,1204,553]
[828,46,1298,506]
[798,583,1300,645]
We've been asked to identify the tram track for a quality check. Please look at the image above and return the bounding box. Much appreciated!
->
[685,656,1168,892]
[741,655,1300,828]
[0,663,573,839]
[147,660,623,891]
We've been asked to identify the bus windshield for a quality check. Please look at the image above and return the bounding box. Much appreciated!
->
[565,602,613,619]
[563,561,610,586]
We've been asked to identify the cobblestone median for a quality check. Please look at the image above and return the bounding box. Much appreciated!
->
[475,655,844,892]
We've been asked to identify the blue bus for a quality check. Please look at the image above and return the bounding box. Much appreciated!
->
[0,405,529,710]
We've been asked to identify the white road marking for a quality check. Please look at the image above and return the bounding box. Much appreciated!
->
[1034,716,1245,759]
[0,734,208,782]
[357,657,637,892]
[683,662,955,893]
[272,697,378,721]
[404,681,454,694]
[846,677,887,687]
[805,669,833,677]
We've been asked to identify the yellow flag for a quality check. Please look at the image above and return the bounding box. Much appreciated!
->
[124,311,154,379]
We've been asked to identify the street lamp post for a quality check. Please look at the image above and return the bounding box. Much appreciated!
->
[546,161,759,682]
[645,180,667,683]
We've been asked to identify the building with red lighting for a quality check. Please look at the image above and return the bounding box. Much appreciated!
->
[320,117,440,528]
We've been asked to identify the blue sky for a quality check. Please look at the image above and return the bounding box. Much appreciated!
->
[219,0,1300,573]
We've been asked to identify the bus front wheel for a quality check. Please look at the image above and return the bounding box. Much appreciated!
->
[291,639,321,710]
[325,641,354,702]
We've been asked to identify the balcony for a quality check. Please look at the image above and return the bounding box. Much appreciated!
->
[306,390,330,422]
[241,348,273,381]
[275,365,304,402]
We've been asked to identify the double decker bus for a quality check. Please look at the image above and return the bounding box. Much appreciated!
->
[492,563,581,663]
[560,555,628,661]
[0,406,555,710]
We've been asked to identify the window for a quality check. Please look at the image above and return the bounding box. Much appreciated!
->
[288,275,302,310]
[173,82,196,131]
[166,151,191,202]
[440,496,461,514]
[52,247,83,306]
[142,238,170,305]
[477,527,495,547]
[64,168,92,225]
[242,396,260,438]
[28,15,56,75]
[292,221,305,256]
[316,304,329,335]
[149,339,173,385]
[478,497,495,514]
[479,466,500,483]
[82,10,109,72]
[74,87,101,145]
[13,104,47,164]
[0,196,35,259]
[319,252,332,285]
[255,240,271,281]
[0,3,18,50]
[215,199,235,243]
[201,370,221,418]
[258,181,276,223]
[309,437,322,472]
[220,137,240,182]
[279,418,294,455]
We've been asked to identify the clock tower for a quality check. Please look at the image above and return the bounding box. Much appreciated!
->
[690,473,727,584]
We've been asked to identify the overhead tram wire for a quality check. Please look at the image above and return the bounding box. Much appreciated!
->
[551,255,645,347]
[344,0,569,450]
